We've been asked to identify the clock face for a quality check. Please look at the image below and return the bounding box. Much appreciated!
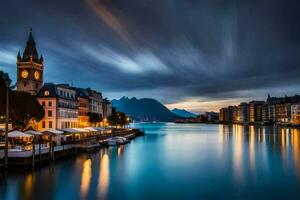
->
[21,70,29,79]
[34,71,40,80]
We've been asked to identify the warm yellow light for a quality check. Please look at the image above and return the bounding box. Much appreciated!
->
[80,159,92,199]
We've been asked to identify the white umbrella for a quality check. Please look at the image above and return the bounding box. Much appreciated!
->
[8,130,32,138]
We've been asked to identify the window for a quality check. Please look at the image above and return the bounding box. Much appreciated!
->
[42,101,45,106]
[49,121,53,128]
[23,82,27,87]
[42,121,45,129]
[48,110,52,117]
[49,101,52,107]
[36,83,38,89]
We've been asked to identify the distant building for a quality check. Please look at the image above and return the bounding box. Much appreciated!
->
[219,108,228,122]
[275,103,291,122]
[102,98,112,119]
[36,83,78,130]
[16,29,44,95]
[261,104,269,122]
[205,112,219,122]
[238,102,249,123]
[249,101,265,123]
[291,104,300,124]
[232,106,239,123]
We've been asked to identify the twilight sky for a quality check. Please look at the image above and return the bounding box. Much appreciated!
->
[0,0,300,113]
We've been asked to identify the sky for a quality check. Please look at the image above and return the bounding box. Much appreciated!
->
[0,0,300,113]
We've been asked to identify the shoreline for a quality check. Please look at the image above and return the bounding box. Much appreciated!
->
[174,121,300,128]
[0,128,144,170]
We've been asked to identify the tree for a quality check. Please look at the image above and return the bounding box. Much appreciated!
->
[9,91,45,131]
[0,70,11,121]
[108,107,130,127]
[88,112,102,126]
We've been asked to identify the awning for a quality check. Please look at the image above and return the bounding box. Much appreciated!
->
[73,128,90,133]
[8,130,33,138]
[25,130,42,136]
[60,128,79,134]
[42,129,64,136]
[92,127,107,131]
[84,127,98,132]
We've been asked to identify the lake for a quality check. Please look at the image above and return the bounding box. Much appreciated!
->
[1,123,300,199]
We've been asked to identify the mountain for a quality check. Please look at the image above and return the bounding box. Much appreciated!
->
[171,108,197,118]
[111,97,179,122]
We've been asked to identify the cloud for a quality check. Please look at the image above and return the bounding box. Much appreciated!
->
[81,43,169,74]
[1,0,300,112]
[84,0,133,46]
[0,47,18,65]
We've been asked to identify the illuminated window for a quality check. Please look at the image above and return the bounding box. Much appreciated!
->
[44,90,50,96]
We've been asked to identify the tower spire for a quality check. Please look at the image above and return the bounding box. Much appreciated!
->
[22,28,39,62]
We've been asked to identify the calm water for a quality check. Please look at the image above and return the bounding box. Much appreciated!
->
[1,123,300,199]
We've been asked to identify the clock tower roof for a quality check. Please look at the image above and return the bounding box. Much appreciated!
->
[22,29,40,63]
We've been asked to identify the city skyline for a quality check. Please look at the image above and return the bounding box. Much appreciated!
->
[1,0,300,113]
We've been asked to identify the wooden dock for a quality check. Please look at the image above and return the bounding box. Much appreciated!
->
[0,128,144,168]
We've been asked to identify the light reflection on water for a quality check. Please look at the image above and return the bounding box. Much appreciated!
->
[1,123,300,199]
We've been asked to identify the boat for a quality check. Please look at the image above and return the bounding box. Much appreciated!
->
[107,136,130,146]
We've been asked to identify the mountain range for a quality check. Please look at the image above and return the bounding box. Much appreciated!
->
[111,97,179,122]
[171,108,197,118]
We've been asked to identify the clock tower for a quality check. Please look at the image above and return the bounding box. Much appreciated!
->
[17,29,44,95]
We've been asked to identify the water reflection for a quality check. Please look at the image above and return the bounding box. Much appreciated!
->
[232,124,244,184]
[220,124,300,185]
[23,174,33,200]
[80,159,92,199]
[249,126,256,175]
[1,123,300,200]
[98,150,110,199]
[292,129,300,180]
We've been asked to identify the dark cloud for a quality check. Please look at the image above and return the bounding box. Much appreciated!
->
[0,0,300,111]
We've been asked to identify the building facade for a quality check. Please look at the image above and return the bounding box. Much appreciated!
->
[238,102,249,123]
[102,98,112,119]
[291,104,300,124]
[36,83,78,130]
[72,88,90,127]
[249,101,265,123]
[17,30,44,95]
[86,88,103,117]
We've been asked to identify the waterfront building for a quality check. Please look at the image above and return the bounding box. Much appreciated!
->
[72,87,90,128]
[86,88,103,118]
[232,106,239,123]
[238,102,249,123]
[16,29,44,95]
[102,98,112,119]
[275,103,291,123]
[36,83,78,130]
[291,104,300,124]
[249,101,265,123]
[261,104,269,122]
[205,112,219,122]
[219,108,228,122]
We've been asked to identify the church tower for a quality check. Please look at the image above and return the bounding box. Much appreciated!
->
[17,29,44,95]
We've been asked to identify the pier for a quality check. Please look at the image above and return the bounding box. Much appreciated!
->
[0,128,144,169]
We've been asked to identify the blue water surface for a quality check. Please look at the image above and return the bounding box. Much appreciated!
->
[1,123,300,199]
